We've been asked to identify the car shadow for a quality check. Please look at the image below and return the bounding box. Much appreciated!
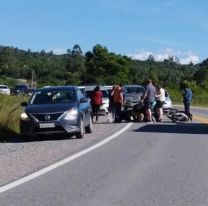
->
[1,132,78,143]
[27,134,76,142]
[133,122,208,135]
[0,126,19,143]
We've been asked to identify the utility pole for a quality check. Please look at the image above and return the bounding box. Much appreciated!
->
[23,65,36,88]
[31,69,34,88]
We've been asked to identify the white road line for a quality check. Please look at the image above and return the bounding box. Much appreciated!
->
[0,123,133,194]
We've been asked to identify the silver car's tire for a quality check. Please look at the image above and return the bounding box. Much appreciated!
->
[85,115,93,133]
[75,118,84,138]
[21,135,31,142]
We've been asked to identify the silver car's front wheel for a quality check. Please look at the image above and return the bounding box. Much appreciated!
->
[75,118,84,138]
[85,115,93,133]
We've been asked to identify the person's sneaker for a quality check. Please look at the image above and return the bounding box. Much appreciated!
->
[189,114,193,122]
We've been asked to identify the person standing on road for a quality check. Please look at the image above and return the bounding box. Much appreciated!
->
[90,85,103,123]
[141,79,156,122]
[112,84,124,123]
[155,83,165,122]
[181,83,193,121]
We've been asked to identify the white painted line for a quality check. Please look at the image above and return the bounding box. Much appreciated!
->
[0,123,133,194]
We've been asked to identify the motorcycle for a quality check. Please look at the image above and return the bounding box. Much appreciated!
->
[167,108,192,122]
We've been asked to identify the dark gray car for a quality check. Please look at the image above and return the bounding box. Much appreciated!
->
[123,85,145,109]
[20,86,92,140]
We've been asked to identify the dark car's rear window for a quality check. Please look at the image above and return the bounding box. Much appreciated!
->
[0,86,8,89]
[15,85,28,89]
[30,89,76,104]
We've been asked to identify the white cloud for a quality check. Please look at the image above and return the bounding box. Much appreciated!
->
[47,48,67,55]
[130,51,152,61]
[128,49,200,65]
[180,55,199,65]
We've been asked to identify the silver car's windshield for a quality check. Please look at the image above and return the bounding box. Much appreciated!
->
[30,89,76,104]
[0,86,8,89]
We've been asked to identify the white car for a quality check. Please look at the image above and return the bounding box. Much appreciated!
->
[105,85,113,94]
[163,89,172,113]
[85,85,109,115]
[0,85,11,95]
[78,86,86,94]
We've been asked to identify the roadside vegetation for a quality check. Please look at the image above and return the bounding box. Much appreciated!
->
[0,94,28,141]
[0,44,208,90]
[167,87,208,106]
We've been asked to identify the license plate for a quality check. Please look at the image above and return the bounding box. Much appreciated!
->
[39,123,55,128]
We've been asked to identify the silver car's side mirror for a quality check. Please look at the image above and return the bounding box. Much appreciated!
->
[80,98,88,103]
[21,101,28,107]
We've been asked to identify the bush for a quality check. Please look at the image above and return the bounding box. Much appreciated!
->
[0,94,28,141]
[167,87,208,106]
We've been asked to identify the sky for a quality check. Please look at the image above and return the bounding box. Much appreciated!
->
[1,0,208,64]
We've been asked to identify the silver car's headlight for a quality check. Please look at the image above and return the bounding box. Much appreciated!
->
[20,112,30,121]
[63,108,78,120]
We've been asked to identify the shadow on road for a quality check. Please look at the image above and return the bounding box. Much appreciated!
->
[0,132,77,143]
[0,126,19,143]
[30,134,77,142]
[134,123,208,135]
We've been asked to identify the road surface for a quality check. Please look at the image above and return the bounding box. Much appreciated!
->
[0,107,207,206]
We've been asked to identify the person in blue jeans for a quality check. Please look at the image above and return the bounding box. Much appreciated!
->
[141,79,156,122]
[182,84,193,121]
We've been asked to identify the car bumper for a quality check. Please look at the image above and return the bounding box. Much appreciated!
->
[20,120,80,136]
[0,91,10,95]
[124,101,139,109]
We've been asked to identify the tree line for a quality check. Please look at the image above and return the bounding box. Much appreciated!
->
[0,44,208,91]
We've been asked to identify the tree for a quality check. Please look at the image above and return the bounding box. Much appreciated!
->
[72,44,82,56]
[85,44,132,84]
[0,44,207,93]
[148,54,155,62]
[0,47,16,76]
[65,44,85,84]
[193,67,208,86]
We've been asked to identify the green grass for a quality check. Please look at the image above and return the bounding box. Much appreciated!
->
[167,88,208,107]
[0,94,28,142]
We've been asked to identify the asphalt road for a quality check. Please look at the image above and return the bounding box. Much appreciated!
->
[0,108,208,206]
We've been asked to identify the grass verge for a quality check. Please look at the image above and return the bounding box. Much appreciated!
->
[0,94,28,142]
